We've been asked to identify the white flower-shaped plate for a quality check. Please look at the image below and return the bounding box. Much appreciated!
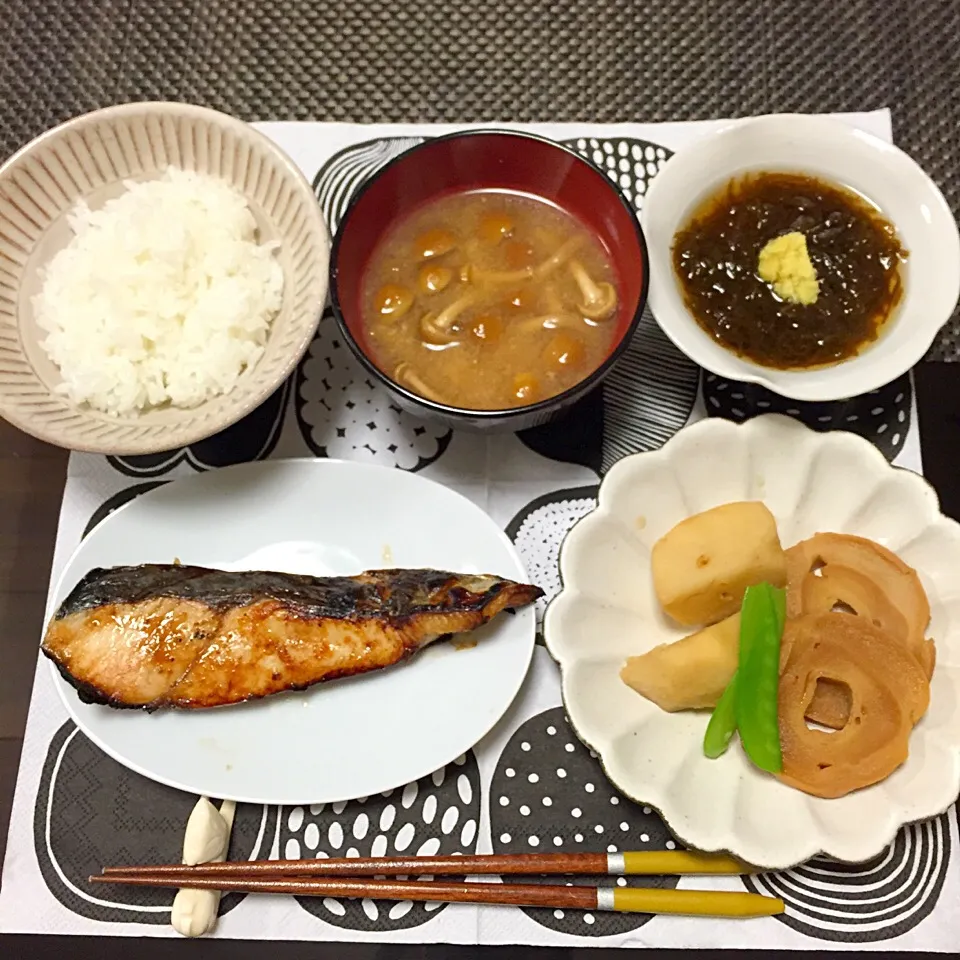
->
[543,414,960,869]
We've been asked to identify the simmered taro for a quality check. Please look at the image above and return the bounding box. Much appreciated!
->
[360,191,621,410]
[671,172,907,369]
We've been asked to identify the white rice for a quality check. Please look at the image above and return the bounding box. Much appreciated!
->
[34,167,284,416]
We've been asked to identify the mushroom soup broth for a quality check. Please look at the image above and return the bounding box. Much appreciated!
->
[360,190,621,409]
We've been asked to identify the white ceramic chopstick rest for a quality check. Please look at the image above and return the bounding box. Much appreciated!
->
[171,796,236,937]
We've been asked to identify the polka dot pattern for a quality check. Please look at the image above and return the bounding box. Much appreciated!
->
[489,706,680,936]
[280,751,480,930]
[506,484,600,639]
[571,137,668,210]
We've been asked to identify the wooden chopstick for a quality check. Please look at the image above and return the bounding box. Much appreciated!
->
[101,849,751,880]
[89,873,783,918]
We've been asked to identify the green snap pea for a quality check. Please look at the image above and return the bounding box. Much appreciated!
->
[771,586,786,636]
[735,583,785,774]
[703,671,739,759]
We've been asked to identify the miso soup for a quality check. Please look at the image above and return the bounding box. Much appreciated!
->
[360,190,622,410]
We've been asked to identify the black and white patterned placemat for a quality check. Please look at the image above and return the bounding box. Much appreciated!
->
[2,116,954,949]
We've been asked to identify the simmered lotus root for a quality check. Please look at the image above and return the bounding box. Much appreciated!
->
[786,533,934,732]
[802,565,910,641]
[779,613,930,799]
[806,678,852,730]
[794,564,915,729]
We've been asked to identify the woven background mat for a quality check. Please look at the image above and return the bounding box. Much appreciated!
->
[1,0,958,357]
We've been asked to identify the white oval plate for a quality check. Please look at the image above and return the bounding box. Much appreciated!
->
[641,114,960,402]
[544,415,960,869]
[47,459,536,804]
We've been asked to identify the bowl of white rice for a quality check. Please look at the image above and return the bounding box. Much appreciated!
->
[0,102,330,454]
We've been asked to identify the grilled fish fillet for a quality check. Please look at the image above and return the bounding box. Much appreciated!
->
[42,565,543,711]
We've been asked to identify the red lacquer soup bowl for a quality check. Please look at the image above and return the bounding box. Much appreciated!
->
[329,129,649,432]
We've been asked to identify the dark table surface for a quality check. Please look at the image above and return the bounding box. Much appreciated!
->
[2,1,960,956]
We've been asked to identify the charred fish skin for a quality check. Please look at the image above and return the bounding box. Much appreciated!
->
[42,566,543,712]
[52,565,538,622]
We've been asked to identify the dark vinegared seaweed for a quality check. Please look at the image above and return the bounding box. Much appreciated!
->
[671,172,907,369]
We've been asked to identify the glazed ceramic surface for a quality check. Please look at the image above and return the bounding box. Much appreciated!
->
[0,102,330,453]
[545,415,960,868]
[642,115,960,402]
[48,459,536,803]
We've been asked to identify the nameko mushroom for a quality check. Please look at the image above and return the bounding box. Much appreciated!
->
[358,189,622,412]
[418,292,483,345]
[393,362,445,403]
[569,259,617,321]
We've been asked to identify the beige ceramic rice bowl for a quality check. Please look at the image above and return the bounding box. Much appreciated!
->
[0,102,330,454]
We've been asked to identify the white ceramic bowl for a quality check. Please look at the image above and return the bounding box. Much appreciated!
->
[0,102,330,454]
[642,115,960,401]
[544,415,960,869]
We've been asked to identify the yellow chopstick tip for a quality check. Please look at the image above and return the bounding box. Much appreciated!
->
[613,887,784,919]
